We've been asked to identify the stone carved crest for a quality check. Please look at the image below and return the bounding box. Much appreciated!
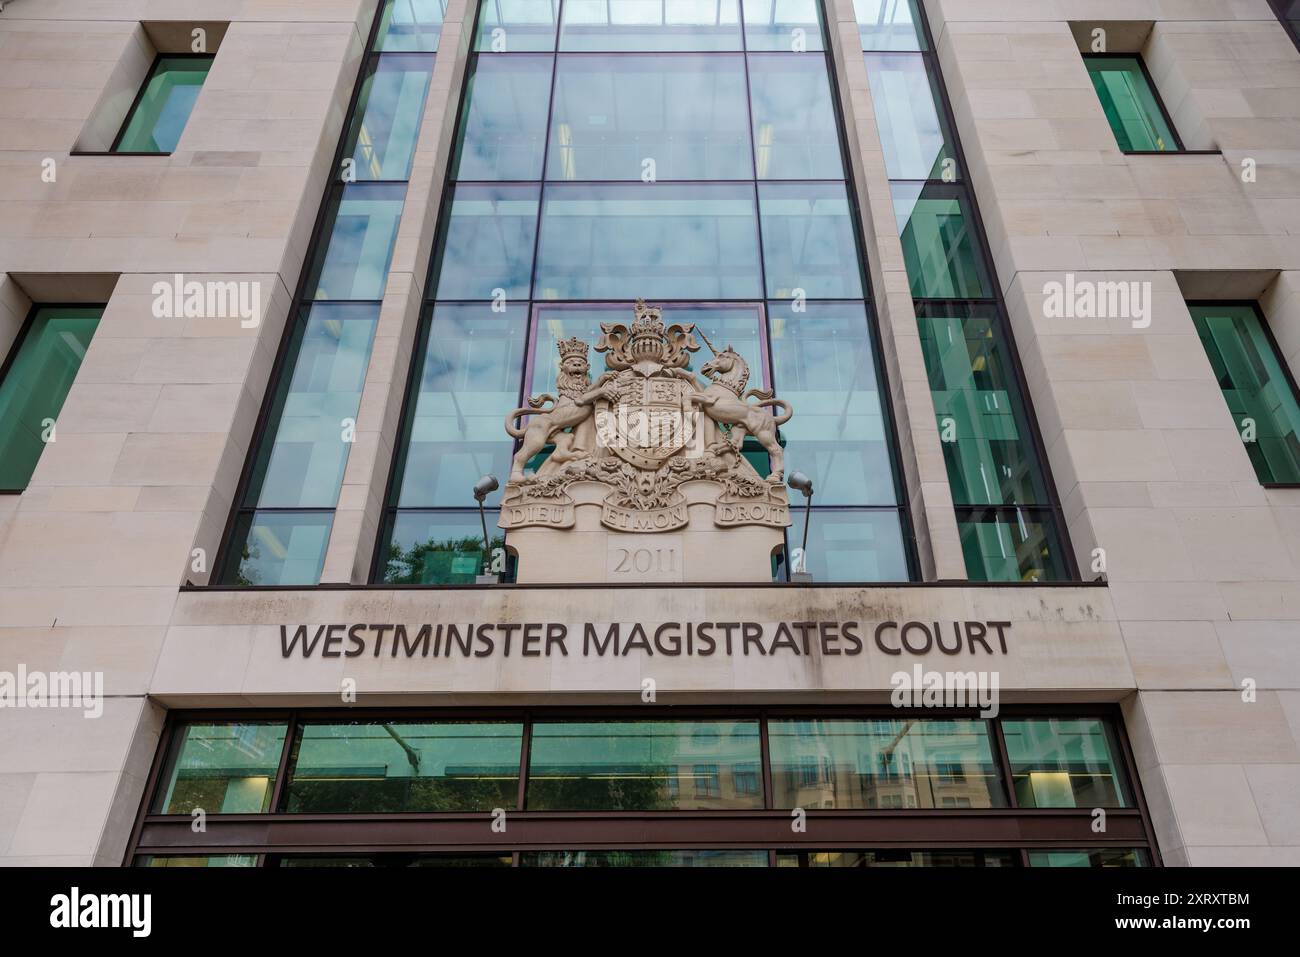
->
[500,300,794,533]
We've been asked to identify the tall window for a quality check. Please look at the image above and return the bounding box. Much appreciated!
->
[855,0,1072,581]
[113,55,213,153]
[1188,302,1300,485]
[1083,55,1182,153]
[0,306,103,490]
[218,0,440,586]
[377,0,915,585]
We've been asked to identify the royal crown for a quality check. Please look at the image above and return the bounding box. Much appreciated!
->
[557,336,588,361]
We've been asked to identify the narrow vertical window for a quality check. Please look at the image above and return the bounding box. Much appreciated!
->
[1188,302,1300,485]
[857,0,1073,581]
[219,0,436,585]
[222,304,379,586]
[0,306,103,490]
[1083,55,1181,153]
[113,55,213,153]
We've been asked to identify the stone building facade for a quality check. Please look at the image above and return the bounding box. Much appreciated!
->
[0,0,1298,867]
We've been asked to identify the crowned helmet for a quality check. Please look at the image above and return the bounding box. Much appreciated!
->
[628,298,668,363]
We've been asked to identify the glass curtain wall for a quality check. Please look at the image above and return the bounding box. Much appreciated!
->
[377,0,915,585]
[219,1,441,585]
[855,0,1072,581]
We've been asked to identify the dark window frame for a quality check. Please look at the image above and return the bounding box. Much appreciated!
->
[1268,0,1300,52]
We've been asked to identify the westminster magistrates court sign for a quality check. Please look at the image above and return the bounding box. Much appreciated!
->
[279,620,1013,660]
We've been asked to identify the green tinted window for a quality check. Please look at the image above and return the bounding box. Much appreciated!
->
[1003,717,1132,807]
[0,306,102,490]
[958,507,1069,583]
[917,304,1051,507]
[526,720,763,810]
[380,509,508,583]
[153,722,288,814]
[137,855,258,867]
[115,56,212,153]
[1188,303,1300,485]
[1028,849,1148,867]
[892,183,989,298]
[285,721,523,812]
[768,719,1006,809]
[1085,56,1179,152]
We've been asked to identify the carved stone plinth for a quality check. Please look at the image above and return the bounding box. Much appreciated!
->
[506,479,787,584]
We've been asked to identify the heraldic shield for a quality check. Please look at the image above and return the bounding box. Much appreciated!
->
[597,374,694,471]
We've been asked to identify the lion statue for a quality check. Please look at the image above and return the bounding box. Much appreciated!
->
[504,339,615,482]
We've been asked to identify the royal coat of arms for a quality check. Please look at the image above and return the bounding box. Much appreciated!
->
[500,300,794,535]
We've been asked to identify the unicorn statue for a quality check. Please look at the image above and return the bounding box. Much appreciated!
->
[690,329,793,483]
